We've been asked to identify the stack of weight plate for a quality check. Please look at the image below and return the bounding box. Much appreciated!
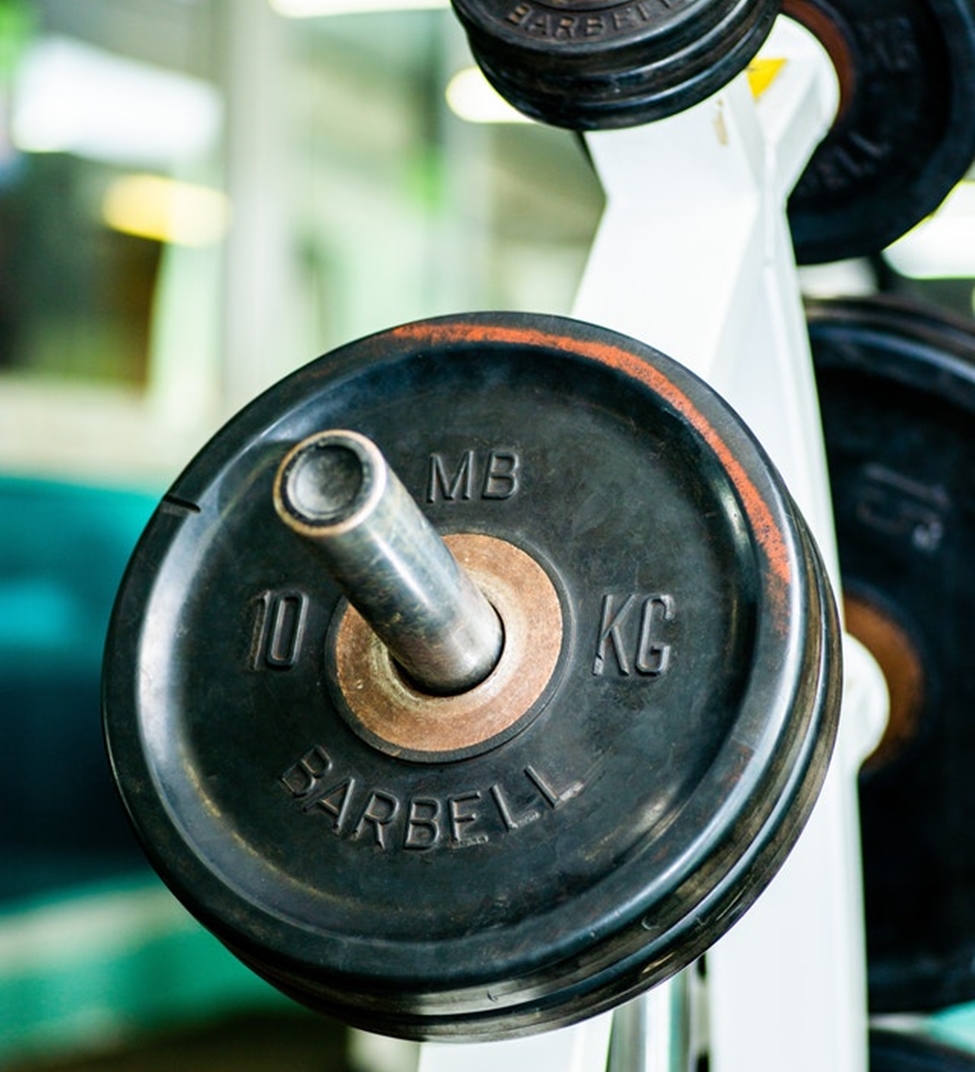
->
[449,0,975,265]
[103,313,843,1041]
[811,293,975,1070]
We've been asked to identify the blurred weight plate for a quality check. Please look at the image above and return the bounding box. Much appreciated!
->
[787,0,975,264]
[810,295,975,1012]
[450,0,780,128]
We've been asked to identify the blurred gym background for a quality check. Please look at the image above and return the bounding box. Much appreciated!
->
[0,0,972,1067]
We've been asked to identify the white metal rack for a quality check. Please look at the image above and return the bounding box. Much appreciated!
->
[418,18,889,1072]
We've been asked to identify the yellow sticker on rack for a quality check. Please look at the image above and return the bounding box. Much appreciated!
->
[747,57,787,99]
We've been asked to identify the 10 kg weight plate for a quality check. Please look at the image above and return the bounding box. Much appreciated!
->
[104,313,840,1039]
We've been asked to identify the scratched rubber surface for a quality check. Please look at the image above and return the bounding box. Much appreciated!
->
[104,312,840,1040]
[810,296,975,1012]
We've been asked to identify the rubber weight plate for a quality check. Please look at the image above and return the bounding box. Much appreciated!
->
[449,0,780,129]
[809,293,975,359]
[810,296,975,1012]
[104,313,840,1040]
[786,0,975,265]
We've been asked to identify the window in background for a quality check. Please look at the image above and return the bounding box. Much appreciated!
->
[0,0,602,484]
[0,0,224,483]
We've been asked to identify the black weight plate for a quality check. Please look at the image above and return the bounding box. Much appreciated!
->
[787,0,975,265]
[871,1029,975,1072]
[450,0,780,129]
[104,312,840,1040]
[810,293,975,360]
[810,296,975,1012]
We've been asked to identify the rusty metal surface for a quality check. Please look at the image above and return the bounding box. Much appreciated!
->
[332,533,564,758]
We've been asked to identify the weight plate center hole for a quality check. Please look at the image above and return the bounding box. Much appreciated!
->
[845,593,925,772]
[390,598,508,698]
[783,0,856,122]
[330,533,565,761]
